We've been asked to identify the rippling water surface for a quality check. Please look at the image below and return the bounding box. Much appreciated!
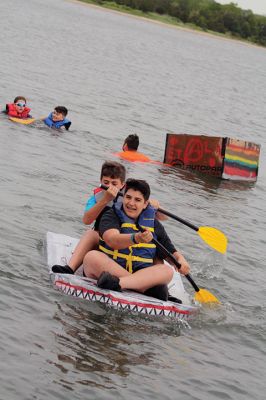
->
[0,0,266,399]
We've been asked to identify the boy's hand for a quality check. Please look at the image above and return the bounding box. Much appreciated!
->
[173,253,190,275]
[135,229,153,244]
[149,198,168,221]
[149,198,160,209]
[103,185,120,202]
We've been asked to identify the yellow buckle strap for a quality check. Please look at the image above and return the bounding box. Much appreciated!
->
[121,223,154,232]
[99,245,153,263]
[132,243,156,249]
[126,247,133,273]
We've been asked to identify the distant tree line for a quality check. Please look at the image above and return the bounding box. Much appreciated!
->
[95,0,266,46]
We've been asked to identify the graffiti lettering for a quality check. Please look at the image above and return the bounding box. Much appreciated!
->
[171,159,222,173]
[165,134,223,174]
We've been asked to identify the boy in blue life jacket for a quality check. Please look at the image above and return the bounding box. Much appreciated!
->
[82,179,190,300]
[52,161,126,275]
[52,162,166,276]
[43,106,71,130]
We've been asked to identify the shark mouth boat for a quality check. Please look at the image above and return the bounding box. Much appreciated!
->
[46,232,200,321]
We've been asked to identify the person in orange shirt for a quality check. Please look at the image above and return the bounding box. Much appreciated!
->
[115,134,151,162]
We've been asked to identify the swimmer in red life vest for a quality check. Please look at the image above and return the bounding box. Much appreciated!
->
[115,134,152,162]
[5,96,32,119]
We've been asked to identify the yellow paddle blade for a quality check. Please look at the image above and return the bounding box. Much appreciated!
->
[9,117,36,125]
[194,288,220,304]
[198,226,227,254]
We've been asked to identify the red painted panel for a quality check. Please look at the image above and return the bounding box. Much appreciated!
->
[164,133,223,177]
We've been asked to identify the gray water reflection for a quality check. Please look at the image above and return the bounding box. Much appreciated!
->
[50,301,185,396]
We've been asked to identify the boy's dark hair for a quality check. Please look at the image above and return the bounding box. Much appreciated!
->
[100,161,126,182]
[124,179,150,201]
[124,134,139,151]
[55,106,68,116]
[14,96,26,104]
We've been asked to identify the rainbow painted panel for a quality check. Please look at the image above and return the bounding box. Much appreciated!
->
[222,138,260,181]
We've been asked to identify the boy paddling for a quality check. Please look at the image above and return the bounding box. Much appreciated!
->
[83,179,190,300]
[52,161,126,274]
[52,162,166,276]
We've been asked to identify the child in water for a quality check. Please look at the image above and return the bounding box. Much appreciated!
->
[6,96,32,119]
[43,106,71,130]
[115,134,151,162]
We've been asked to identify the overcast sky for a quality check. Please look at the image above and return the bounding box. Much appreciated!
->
[218,0,266,15]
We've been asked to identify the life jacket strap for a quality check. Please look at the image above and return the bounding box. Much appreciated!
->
[99,245,154,274]
[121,222,154,232]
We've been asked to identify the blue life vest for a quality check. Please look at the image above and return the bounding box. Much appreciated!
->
[99,203,157,273]
[43,112,71,130]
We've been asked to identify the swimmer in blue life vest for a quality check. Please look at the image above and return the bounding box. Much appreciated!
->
[115,134,152,162]
[82,179,190,300]
[43,106,71,130]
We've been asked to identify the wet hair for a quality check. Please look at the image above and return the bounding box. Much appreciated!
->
[14,96,26,104]
[124,134,139,151]
[100,161,126,182]
[54,106,68,116]
[124,178,150,201]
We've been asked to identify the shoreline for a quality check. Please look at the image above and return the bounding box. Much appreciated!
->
[68,0,265,50]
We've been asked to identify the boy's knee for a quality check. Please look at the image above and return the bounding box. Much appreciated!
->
[85,230,99,239]
[84,250,99,264]
[163,264,174,280]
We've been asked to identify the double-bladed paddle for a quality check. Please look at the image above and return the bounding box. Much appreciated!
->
[156,208,227,254]
[100,184,227,254]
[136,223,220,304]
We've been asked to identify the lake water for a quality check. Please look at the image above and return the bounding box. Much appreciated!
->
[0,0,265,399]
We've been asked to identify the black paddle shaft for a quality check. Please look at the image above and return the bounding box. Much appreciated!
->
[136,224,200,293]
[157,208,199,232]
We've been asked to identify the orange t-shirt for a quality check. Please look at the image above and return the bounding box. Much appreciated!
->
[115,151,151,163]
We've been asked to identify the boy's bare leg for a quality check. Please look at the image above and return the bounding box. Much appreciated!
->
[69,230,99,271]
[120,264,173,292]
[83,250,131,279]
[83,250,173,292]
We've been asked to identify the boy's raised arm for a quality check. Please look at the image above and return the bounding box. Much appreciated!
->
[83,186,120,225]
